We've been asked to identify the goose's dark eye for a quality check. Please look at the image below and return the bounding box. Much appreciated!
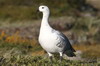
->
[42,7,44,9]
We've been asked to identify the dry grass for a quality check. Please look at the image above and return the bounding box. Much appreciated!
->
[0,31,37,45]
[31,50,45,56]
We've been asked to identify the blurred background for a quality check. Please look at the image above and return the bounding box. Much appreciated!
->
[0,0,100,65]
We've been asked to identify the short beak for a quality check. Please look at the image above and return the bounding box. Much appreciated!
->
[36,9,39,13]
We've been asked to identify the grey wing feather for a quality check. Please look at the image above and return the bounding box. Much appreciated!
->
[52,29,76,57]
[55,30,76,52]
[56,31,76,57]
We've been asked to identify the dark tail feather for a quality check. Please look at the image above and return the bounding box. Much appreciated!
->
[69,44,76,52]
[71,47,76,52]
[64,50,76,57]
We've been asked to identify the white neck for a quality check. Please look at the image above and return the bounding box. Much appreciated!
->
[42,11,50,26]
[40,11,51,31]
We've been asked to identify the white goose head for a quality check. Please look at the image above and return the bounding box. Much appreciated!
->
[39,5,50,14]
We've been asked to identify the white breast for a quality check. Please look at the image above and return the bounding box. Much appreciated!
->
[39,29,65,53]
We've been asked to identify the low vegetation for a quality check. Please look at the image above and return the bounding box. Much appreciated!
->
[0,41,99,66]
[0,55,99,66]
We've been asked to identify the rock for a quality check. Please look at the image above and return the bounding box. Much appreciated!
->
[86,0,100,10]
